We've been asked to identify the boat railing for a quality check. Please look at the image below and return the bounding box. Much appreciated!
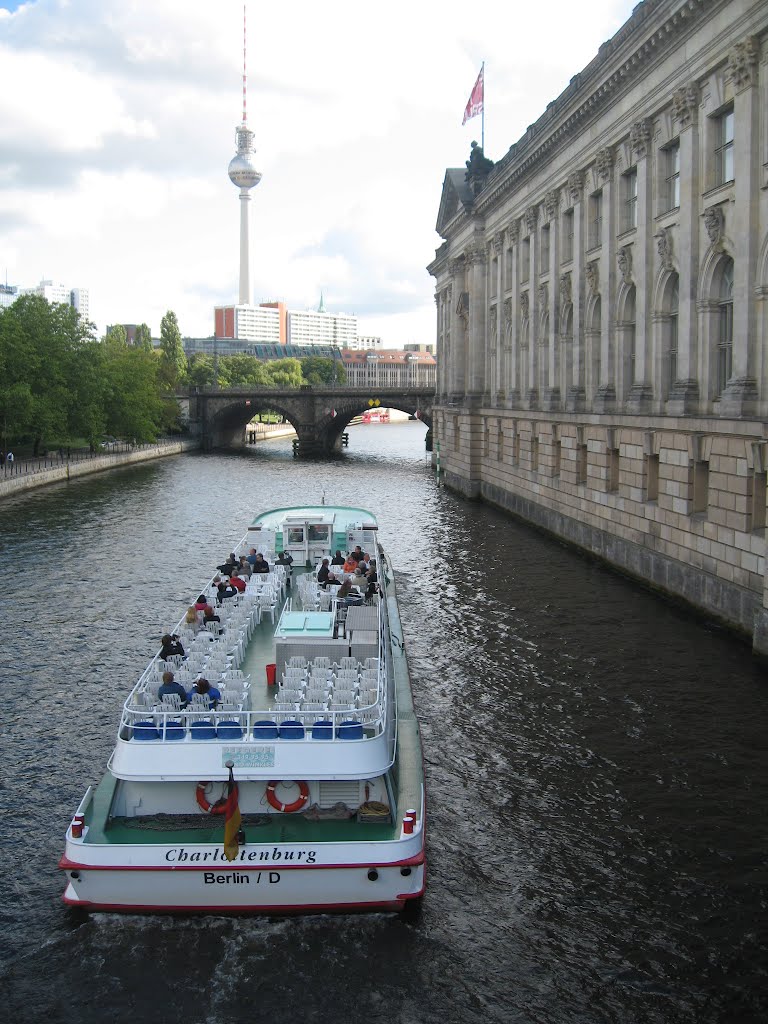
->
[118,695,385,743]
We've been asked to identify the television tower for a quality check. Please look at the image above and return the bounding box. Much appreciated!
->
[228,5,261,305]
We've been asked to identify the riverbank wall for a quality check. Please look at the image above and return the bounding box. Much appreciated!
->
[246,424,296,443]
[0,439,198,499]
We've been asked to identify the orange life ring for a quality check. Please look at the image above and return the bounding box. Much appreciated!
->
[196,781,228,814]
[266,780,310,813]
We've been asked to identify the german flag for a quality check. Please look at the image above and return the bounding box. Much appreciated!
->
[222,763,242,862]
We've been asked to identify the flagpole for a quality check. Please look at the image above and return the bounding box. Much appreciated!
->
[481,61,485,152]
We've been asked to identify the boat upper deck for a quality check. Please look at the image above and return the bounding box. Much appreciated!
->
[110,506,397,782]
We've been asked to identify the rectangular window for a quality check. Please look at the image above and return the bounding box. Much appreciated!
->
[490,257,498,298]
[540,225,550,269]
[497,430,504,462]
[589,191,602,249]
[521,238,530,283]
[576,442,588,485]
[692,460,709,515]
[512,430,520,465]
[553,439,562,478]
[505,247,514,289]
[665,142,680,210]
[607,447,620,492]
[751,470,766,532]
[531,436,539,472]
[622,169,638,231]
[645,453,659,502]
[562,209,574,262]
[715,108,734,185]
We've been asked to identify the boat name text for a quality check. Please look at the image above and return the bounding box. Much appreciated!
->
[166,846,317,864]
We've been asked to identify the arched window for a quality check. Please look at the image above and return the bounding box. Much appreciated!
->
[717,259,734,395]
[624,286,636,397]
[668,275,679,393]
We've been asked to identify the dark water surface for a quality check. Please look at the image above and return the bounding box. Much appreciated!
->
[1,423,766,1024]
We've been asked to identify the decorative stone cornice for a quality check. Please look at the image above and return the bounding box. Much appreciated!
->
[524,206,537,236]
[506,221,519,246]
[585,260,599,296]
[617,245,633,285]
[559,273,572,314]
[492,232,504,256]
[630,119,651,159]
[596,147,614,182]
[465,244,487,266]
[448,255,465,277]
[728,35,758,91]
[503,297,513,330]
[656,227,674,271]
[704,205,725,251]
[544,189,560,222]
[672,83,699,128]
[520,291,530,321]
[469,0,711,218]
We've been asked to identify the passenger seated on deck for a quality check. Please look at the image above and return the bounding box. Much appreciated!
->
[188,677,221,709]
[253,552,270,574]
[331,550,345,566]
[202,607,221,627]
[216,580,237,604]
[184,607,200,631]
[336,579,357,605]
[217,552,238,575]
[159,633,185,661]
[238,556,252,577]
[321,570,340,590]
[158,671,188,707]
[229,569,247,593]
[277,550,293,567]
[246,547,258,567]
[342,554,358,574]
[317,558,331,584]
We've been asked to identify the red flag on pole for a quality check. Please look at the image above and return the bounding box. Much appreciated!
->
[462,66,484,125]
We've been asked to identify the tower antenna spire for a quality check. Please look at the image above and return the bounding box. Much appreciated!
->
[242,4,247,126]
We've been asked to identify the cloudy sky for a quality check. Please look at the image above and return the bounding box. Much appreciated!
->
[0,0,637,344]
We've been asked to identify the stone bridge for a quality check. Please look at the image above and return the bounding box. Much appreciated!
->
[182,385,435,456]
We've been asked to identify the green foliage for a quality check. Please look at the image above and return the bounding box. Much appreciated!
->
[135,323,152,351]
[187,353,217,388]
[0,294,167,449]
[300,354,346,385]
[104,324,127,348]
[158,310,187,389]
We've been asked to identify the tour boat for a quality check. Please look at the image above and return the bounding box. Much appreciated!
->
[59,505,426,914]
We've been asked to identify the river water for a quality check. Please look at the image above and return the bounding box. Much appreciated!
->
[0,423,766,1024]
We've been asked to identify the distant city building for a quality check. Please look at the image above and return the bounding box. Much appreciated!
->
[183,337,340,361]
[0,283,18,309]
[288,307,358,348]
[350,335,383,351]
[22,280,89,320]
[341,349,436,388]
[214,303,284,344]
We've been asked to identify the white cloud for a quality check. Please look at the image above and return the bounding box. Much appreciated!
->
[0,0,637,344]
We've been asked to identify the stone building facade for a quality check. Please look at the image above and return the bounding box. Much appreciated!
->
[427,0,768,652]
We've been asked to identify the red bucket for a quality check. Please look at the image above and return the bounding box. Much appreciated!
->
[265,663,277,686]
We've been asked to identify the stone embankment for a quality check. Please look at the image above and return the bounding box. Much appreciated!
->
[0,439,197,499]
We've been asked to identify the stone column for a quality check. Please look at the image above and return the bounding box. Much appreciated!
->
[720,35,760,416]
[543,188,560,410]
[466,244,488,401]
[627,120,653,412]
[524,205,538,408]
[506,221,520,406]
[595,147,616,412]
[448,255,467,401]
[492,232,504,404]
[667,82,700,414]
[566,172,586,411]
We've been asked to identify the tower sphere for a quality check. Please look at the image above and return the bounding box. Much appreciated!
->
[228,151,262,189]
